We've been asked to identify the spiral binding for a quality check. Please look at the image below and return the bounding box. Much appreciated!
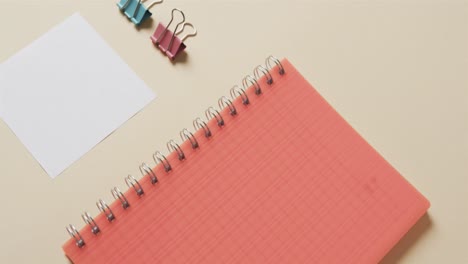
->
[81,212,100,235]
[66,55,286,247]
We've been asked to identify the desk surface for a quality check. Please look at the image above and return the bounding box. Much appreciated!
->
[0,0,467,263]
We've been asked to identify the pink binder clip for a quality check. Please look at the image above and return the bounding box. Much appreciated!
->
[150,8,197,60]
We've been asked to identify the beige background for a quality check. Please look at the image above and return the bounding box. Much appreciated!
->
[0,0,467,263]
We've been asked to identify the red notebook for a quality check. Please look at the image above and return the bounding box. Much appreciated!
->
[63,57,429,263]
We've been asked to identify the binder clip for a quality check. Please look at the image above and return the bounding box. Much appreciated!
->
[117,0,163,26]
[150,8,197,60]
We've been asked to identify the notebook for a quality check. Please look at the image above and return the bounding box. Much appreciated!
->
[63,57,430,263]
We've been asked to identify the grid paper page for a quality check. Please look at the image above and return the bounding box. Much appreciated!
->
[63,59,429,263]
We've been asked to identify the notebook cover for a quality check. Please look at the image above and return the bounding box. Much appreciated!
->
[63,59,430,263]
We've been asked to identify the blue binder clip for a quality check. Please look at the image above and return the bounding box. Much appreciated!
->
[117,0,163,26]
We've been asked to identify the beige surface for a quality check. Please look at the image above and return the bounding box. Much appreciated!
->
[0,0,467,263]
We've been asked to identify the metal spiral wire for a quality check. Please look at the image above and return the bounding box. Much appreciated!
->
[82,212,100,235]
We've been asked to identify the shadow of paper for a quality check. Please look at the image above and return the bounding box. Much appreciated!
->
[380,213,432,263]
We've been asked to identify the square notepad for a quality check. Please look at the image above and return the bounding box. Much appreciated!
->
[0,13,156,178]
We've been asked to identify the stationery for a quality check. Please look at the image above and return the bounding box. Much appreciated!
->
[63,57,429,263]
[151,8,197,60]
[117,0,163,25]
[0,13,156,178]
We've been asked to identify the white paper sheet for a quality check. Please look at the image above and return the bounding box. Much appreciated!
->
[0,13,156,178]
